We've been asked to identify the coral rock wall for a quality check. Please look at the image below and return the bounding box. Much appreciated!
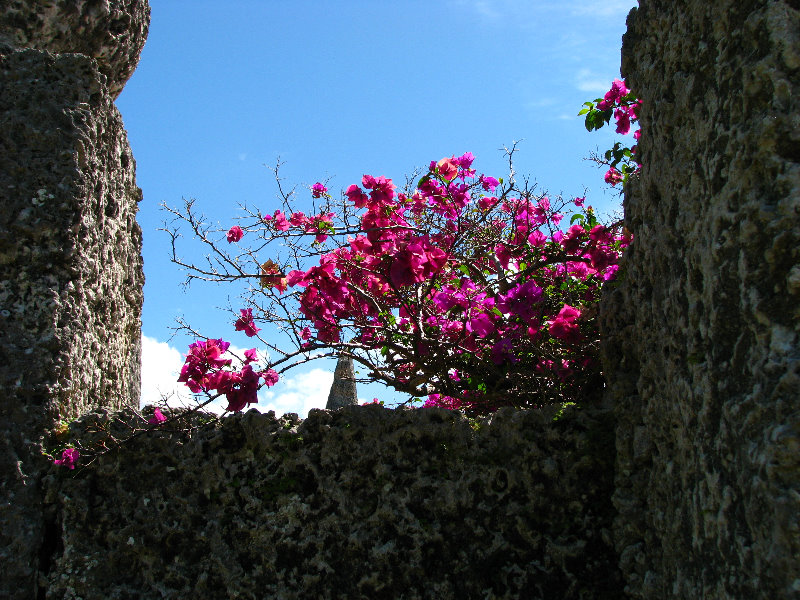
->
[0,2,149,598]
[44,406,622,600]
[601,1,800,598]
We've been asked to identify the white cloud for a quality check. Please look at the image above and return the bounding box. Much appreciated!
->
[259,368,333,417]
[140,334,333,419]
[140,334,195,408]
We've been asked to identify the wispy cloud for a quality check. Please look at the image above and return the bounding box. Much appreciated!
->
[523,98,558,110]
[568,0,637,19]
[453,0,635,25]
[575,68,615,94]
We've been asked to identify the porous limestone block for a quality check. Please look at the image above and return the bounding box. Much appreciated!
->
[0,46,143,600]
[601,1,800,598]
[0,0,150,98]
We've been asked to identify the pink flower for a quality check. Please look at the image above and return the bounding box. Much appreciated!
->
[478,196,499,211]
[222,364,261,412]
[361,175,397,204]
[574,196,585,207]
[491,337,519,366]
[345,184,369,208]
[456,152,475,169]
[548,304,582,343]
[311,182,327,198]
[234,308,261,337]
[53,447,79,470]
[604,168,624,186]
[226,226,244,243]
[148,408,167,425]
[261,368,279,387]
[286,270,307,287]
[243,348,258,364]
[562,224,586,254]
[271,210,291,231]
[497,281,543,322]
[614,108,631,135]
[290,212,308,227]
[527,230,547,247]
[436,157,459,182]
[480,176,500,192]
[605,78,629,104]
[178,339,233,393]
[467,313,496,338]
[495,243,513,269]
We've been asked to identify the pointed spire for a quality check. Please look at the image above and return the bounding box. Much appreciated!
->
[326,354,358,409]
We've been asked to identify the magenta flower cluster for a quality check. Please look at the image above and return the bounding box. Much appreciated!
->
[581,79,641,187]
[227,225,244,243]
[251,152,630,411]
[53,447,79,470]
[178,338,279,412]
[311,182,328,198]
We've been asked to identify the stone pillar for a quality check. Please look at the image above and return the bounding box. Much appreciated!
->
[0,2,149,597]
[601,1,799,598]
[326,354,358,409]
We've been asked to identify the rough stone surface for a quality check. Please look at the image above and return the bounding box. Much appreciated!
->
[43,406,622,599]
[326,354,358,409]
[3,1,799,598]
[0,9,146,598]
[601,1,800,598]
[0,0,151,98]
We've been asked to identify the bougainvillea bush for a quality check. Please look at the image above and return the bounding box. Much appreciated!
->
[166,145,631,416]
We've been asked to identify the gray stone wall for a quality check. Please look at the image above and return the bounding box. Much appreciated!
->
[601,1,800,598]
[0,2,149,598]
[44,406,622,600]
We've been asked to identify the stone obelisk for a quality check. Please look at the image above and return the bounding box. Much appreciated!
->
[326,354,358,409]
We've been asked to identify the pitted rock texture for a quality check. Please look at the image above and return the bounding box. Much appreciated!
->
[44,406,622,600]
[0,47,143,599]
[0,0,151,98]
[326,354,358,409]
[601,1,800,598]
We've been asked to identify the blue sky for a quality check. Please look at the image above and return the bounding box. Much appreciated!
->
[117,0,637,416]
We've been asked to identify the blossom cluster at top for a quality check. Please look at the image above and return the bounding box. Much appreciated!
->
[244,152,630,411]
[581,78,641,186]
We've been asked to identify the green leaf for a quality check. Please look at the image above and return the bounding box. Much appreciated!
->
[417,175,430,188]
[577,108,590,116]
[570,213,584,225]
